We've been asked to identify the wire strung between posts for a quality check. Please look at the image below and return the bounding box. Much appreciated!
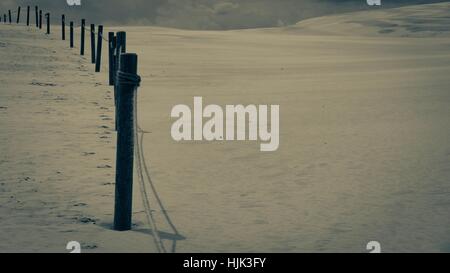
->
[135,100,183,253]
[116,71,164,252]
[90,27,110,42]
[132,83,167,253]
[123,72,181,253]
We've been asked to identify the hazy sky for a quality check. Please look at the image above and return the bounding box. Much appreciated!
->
[0,0,448,29]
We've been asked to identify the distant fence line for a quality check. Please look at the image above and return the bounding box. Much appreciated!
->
[1,5,143,234]
[1,5,183,252]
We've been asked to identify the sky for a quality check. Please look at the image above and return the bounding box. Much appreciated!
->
[0,0,448,29]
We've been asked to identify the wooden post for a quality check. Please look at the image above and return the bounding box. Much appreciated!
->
[114,53,139,231]
[61,15,65,40]
[16,7,21,24]
[39,10,42,29]
[95,25,103,72]
[80,19,85,55]
[26,6,30,26]
[90,24,96,64]
[114,32,127,131]
[35,6,38,28]
[46,13,50,34]
[8,10,11,24]
[108,32,116,86]
[3,14,5,24]
[70,21,74,48]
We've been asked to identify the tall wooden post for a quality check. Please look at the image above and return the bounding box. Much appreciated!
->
[108,32,116,86]
[8,10,11,24]
[39,10,42,29]
[35,6,38,28]
[61,15,65,40]
[90,24,96,64]
[70,21,74,48]
[46,13,50,34]
[114,53,139,231]
[26,6,30,26]
[16,7,21,24]
[95,25,104,72]
[80,19,85,55]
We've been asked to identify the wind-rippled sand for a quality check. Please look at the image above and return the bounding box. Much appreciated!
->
[1,2,450,252]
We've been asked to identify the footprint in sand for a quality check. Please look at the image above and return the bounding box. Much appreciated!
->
[81,243,98,250]
[30,80,57,87]
[78,216,97,224]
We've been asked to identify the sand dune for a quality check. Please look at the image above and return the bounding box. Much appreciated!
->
[1,2,450,253]
[284,2,450,37]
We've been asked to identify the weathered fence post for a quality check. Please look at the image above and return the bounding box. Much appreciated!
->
[8,10,11,24]
[70,21,74,48]
[95,25,103,72]
[114,32,127,131]
[90,24,96,64]
[26,6,30,26]
[80,19,85,55]
[114,53,140,231]
[16,7,21,24]
[39,10,42,29]
[35,6,38,28]
[61,15,65,40]
[108,32,116,86]
[46,13,50,34]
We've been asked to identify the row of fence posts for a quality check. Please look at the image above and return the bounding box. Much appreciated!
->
[2,6,47,32]
[2,6,141,232]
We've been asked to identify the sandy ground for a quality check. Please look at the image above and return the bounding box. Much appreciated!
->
[1,2,450,253]
[0,25,157,253]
